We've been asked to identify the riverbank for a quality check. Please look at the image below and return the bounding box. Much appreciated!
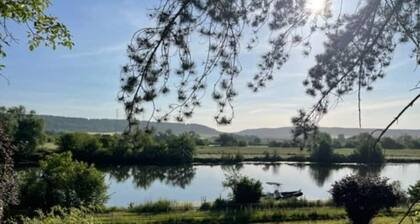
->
[20,144,420,167]
[194,146,420,164]
[95,202,411,224]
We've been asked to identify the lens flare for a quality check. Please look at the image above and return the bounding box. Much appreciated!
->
[306,0,327,15]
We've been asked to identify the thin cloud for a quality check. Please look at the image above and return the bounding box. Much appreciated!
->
[61,43,127,58]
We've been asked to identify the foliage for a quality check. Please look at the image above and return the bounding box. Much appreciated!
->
[0,126,18,222]
[351,133,385,163]
[0,0,73,67]
[224,174,263,204]
[381,137,405,149]
[166,133,196,163]
[58,129,196,165]
[330,175,403,224]
[128,200,192,214]
[0,106,45,159]
[19,206,99,224]
[18,152,107,211]
[408,180,420,203]
[118,0,420,148]
[58,132,102,161]
[215,134,239,147]
[310,139,334,164]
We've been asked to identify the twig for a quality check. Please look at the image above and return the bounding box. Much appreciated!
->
[374,93,420,147]
[398,199,419,224]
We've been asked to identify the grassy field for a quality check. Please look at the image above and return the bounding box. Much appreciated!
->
[96,207,414,224]
[195,146,420,161]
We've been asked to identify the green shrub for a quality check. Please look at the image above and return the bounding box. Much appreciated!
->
[408,180,420,203]
[330,175,403,224]
[19,206,99,224]
[212,198,230,210]
[128,200,192,214]
[199,201,211,211]
[351,133,384,163]
[18,152,107,211]
[224,175,263,204]
[58,133,102,161]
[310,140,334,163]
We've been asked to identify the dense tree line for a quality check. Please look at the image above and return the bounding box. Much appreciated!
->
[215,133,261,147]
[268,132,420,150]
[58,130,197,165]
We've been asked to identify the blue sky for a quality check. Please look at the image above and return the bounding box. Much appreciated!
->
[1,0,420,132]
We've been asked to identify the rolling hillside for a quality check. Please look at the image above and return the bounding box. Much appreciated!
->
[40,115,420,139]
[40,115,219,137]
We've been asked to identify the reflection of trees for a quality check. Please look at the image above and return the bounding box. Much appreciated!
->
[352,164,384,177]
[103,166,131,182]
[105,166,196,189]
[164,166,196,188]
[308,164,338,187]
[307,164,385,187]
[221,164,243,173]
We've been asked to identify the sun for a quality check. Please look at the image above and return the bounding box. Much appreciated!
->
[305,0,327,15]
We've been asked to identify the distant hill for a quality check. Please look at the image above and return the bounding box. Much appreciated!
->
[40,115,420,139]
[40,115,219,137]
[237,127,420,139]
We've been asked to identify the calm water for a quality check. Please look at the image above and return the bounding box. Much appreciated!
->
[103,163,420,207]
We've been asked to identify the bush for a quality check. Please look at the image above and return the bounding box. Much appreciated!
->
[224,175,263,204]
[18,152,107,211]
[0,106,45,159]
[408,180,420,203]
[19,206,99,224]
[238,140,248,147]
[330,175,403,224]
[58,133,102,161]
[310,140,334,163]
[351,133,384,163]
[128,200,192,214]
[166,133,196,164]
[381,137,404,149]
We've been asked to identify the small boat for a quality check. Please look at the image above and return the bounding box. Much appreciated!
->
[265,182,303,200]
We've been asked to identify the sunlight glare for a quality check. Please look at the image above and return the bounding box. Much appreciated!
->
[306,0,327,15]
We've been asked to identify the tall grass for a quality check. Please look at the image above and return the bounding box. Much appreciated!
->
[127,200,193,214]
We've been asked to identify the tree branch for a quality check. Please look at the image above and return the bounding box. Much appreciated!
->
[374,93,420,147]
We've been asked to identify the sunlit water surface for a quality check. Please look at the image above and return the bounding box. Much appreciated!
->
[103,163,420,207]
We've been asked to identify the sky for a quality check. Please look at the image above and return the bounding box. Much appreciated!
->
[1,0,420,132]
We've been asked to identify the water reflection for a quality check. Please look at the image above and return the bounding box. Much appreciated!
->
[102,165,196,189]
[307,164,385,187]
[308,164,338,187]
[103,163,419,206]
[353,164,384,177]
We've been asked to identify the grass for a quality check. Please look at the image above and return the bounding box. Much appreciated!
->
[96,204,413,224]
[195,146,420,161]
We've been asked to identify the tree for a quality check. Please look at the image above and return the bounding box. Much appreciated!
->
[223,174,262,204]
[0,0,73,69]
[310,139,334,163]
[58,133,102,161]
[0,1,72,219]
[18,152,107,211]
[330,175,403,224]
[381,137,404,149]
[119,0,420,148]
[351,133,385,163]
[0,106,45,158]
[215,133,238,147]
